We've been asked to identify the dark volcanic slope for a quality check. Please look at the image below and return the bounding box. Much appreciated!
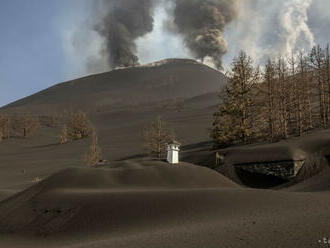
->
[0,59,225,194]
[1,161,330,248]
[4,59,225,112]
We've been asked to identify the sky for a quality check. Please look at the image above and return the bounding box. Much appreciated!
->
[0,0,89,107]
[0,0,186,107]
[0,0,330,107]
[0,1,56,106]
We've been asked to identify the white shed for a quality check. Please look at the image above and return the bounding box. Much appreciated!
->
[167,140,181,164]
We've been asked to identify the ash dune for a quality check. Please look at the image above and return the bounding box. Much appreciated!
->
[0,162,238,235]
[1,161,330,248]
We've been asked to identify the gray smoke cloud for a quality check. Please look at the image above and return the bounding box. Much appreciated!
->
[63,0,330,74]
[168,0,237,69]
[93,0,156,68]
[223,0,317,66]
[307,0,330,45]
[85,0,237,70]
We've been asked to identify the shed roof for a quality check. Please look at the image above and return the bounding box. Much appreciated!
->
[215,143,307,165]
[168,140,181,146]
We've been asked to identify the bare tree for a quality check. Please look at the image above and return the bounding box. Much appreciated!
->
[310,45,327,127]
[325,44,330,126]
[144,116,175,159]
[264,58,277,141]
[287,52,298,134]
[12,113,40,138]
[0,113,10,141]
[60,124,68,144]
[297,51,313,131]
[67,111,92,140]
[83,129,102,167]
[275,57,290,139]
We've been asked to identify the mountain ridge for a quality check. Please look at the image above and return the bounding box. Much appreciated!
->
[3,58,225,113]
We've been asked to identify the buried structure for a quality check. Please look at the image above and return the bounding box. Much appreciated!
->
[215,143,308,181]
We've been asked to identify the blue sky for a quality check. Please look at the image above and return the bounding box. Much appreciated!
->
[0,0,88,106]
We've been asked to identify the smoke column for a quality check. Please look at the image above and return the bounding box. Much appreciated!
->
[93,0,156,68]
[64,0,330,74]
[223,0,315,66]
[168,0,237,69]
[282,0,315,54]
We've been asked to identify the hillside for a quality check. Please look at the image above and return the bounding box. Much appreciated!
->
[0,59,225,196]
[4,59,225,113]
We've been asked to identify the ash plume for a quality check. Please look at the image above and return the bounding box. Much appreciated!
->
[169,0,237,69]
[223,0,316,65]
[93,0,156,68]
[64,0,329,75]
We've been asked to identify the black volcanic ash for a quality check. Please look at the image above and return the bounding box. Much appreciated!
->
[171,0,237,69]
[91,0,236,70]
[94,0,156,68]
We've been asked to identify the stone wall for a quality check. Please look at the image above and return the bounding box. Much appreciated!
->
[235,160,305,179]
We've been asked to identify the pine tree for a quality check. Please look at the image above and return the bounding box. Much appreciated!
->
[211,51,260,147]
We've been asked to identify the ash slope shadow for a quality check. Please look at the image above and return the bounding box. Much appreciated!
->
[0,161,238,236]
